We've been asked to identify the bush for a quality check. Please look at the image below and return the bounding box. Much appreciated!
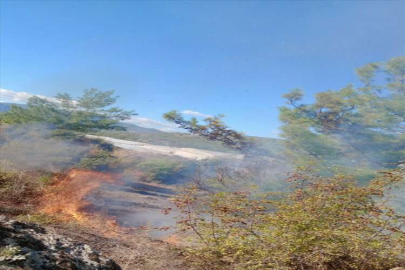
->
[0,166,50,203]
[138,159,188,183]
[173,168,405,269]
[78,149,118,171]
[0,164,55,217]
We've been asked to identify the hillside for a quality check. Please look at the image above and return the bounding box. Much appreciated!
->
[86,135,244,160]
[93,128,286,159]
[0,102,285,159]
[117,122,163,134]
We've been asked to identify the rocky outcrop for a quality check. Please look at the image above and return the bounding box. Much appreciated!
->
[0,216,121,270]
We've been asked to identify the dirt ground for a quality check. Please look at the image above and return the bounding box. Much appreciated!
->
[48,224,194,270]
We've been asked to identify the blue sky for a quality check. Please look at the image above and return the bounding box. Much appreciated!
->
[1,0,404,137]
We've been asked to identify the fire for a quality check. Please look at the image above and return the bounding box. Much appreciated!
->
[40,169,120,234]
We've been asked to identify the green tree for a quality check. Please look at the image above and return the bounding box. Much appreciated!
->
[279,56,405,174]
[164,110,254,155]
[166,57,405,269]
[0,88,135,132]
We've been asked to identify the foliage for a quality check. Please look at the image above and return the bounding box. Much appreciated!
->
[173,168,405,270]
[279,56,405,172]
[78,149,118,172]
[137,159,189,183]
[164,111,254,155]
[51,129,85,141]
[16,213,58,225]
[0,89,135,132]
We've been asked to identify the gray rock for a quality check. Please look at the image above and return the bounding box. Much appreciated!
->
[0,216,121,270]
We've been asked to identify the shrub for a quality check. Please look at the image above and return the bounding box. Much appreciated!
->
[138,159,187,183]
[0,164,57,217]
[0,165,51,204]
[78,149,118,171]
[173,168,405,269]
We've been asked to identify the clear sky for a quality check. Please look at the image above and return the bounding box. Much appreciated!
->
[1,0,404,137]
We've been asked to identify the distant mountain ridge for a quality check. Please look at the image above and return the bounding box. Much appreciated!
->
[117,122,162,134]
[0,102,27,112]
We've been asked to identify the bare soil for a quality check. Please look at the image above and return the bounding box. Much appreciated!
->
[47,224,194,270]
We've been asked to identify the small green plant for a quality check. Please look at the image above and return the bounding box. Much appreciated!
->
[0,246,21,258]
[16,213,57,225]
[37,173,53,184]
[0,246,23,268]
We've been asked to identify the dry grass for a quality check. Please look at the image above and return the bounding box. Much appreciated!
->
[49,224,194,270]
[0,163,54,216]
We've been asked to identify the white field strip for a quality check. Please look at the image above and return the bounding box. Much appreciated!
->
[86,135,243,160]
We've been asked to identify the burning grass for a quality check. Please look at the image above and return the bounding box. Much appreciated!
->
[39,169,122,235]
[1,161,185,242]
[32,168,193,269]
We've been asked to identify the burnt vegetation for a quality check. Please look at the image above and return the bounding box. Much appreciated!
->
[0,57,404,270]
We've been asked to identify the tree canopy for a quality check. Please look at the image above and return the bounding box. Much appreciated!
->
[163,110,254,155]
[168,57,405,269]
[280,56,405,174]
[0,89,135,132]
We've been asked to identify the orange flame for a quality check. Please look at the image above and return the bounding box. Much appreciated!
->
[40,169,120,235]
